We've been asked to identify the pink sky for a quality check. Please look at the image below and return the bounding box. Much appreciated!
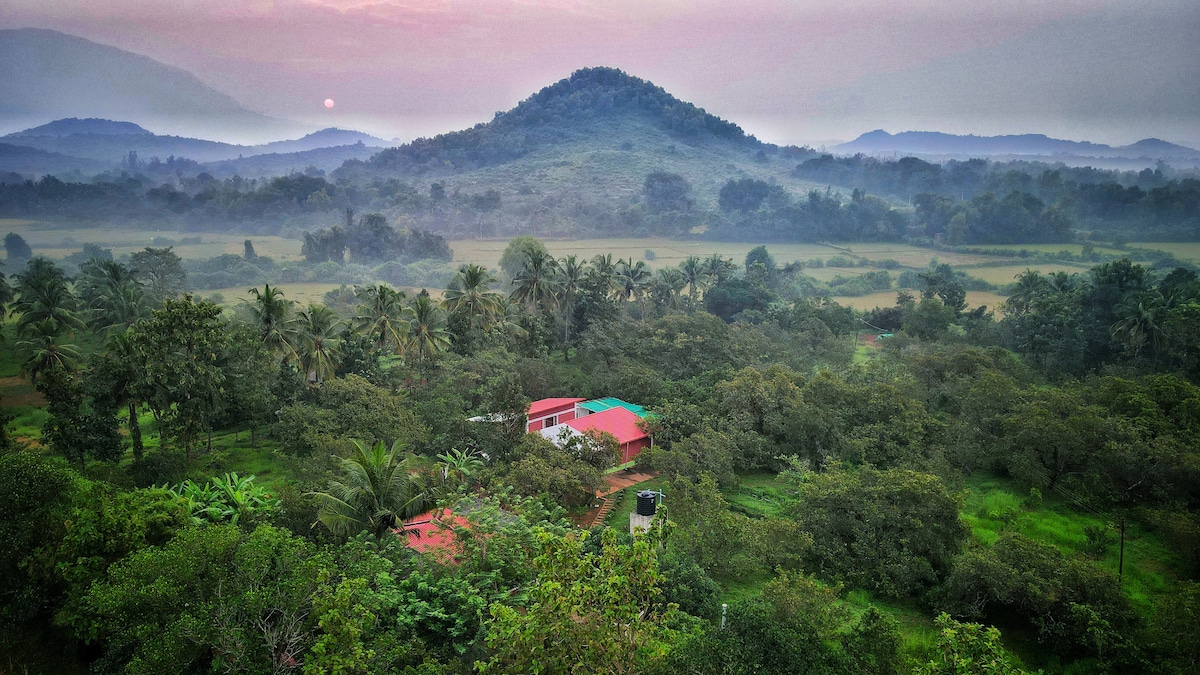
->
[2,0,1196,145]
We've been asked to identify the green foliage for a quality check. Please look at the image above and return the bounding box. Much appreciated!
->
[933,532,1138,663]
[490,433,604,509]
[69,524,327,674]
[787,466,967,597]
[167,472,281,526]
[915,614,1033,675]
[479,527,675,674]
[662,571,901,674]
[275,374,429,456]
[131,295,229,458]
[0,452,76,631]
[311,439,430,538]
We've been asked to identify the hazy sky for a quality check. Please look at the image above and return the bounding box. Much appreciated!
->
[3,0,1197,145]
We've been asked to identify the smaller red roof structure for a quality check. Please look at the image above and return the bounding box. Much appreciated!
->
[528,397,585,418]
[399,509,470,559]
[565,407,647,445]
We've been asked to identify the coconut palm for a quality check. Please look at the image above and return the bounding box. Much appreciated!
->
[443,264,504,329]
[11,258,84,338]
[701,253,735,285]
[511,249,561,311]
[353,283,408,354]
[246,283,298,362]
[1112,290,1167,366]
[77,259,147,333]
[406,292,452,362]
[310,439,430,538]
[294,303,342,383]
[556,255,587,355]
[679,256,705,299]
[650,267,686,311]
[614,258,651,304]
[1005,269,1050,316]
[15,319,81,382]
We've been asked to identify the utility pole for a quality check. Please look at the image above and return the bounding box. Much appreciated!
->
[1118,517,1126,585]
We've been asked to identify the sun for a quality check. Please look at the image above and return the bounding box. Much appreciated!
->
[324,98,335,109]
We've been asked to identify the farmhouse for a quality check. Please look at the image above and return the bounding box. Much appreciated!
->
[530,397,653,463]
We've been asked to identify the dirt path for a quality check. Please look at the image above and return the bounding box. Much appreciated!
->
[599,468,659,497]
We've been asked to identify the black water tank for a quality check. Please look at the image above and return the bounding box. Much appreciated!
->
[636,490,657,516]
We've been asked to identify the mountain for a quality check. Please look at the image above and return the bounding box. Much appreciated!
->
[0,143,112,177]
[7,118,153,137]
[351,67,760,175]
[834,130,1200,160]
[0,119,396,172]
[258,128,390,155]
[0,28,289,142]
[319,67,843,227]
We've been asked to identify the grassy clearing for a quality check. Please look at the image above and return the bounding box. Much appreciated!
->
[959,263,1089,285]
[1128,241,1200,262]
[976,243,1126,256]
[841,243,996,268]
[960,474,1179,612]
[6,222,305,262]
[724,471,799,518]
[832,289,1009,314]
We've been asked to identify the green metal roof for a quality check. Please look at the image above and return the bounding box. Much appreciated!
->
[579,397,647,417]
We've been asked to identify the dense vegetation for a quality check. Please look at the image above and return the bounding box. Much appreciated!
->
[2,236,1198,674]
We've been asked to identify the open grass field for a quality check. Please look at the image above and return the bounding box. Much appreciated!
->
[839,242,997,268]
[977,243,1127,256]
[449,237,847,270]
[3,221,306,262]
[832,289,1009,314]
[1129,241,1200,262]
[958,263,1089,285]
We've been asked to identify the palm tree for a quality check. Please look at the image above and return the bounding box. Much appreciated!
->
[701,253,735,286]
[101,331,145,459]
[11,259,84,338]
[15,319,81,383]
[443,264,504,329]
[511,249,561,311]
[77,259,147,333]
[406,292,452,363]
[650,267,686,312]
[246,283,298,362]
[614,258,651,305]
[353,283,408,354]
[310,439,429,538]
[556,255,587,356]
[679,256,705,299]
[294,303,342,383]
[1112,290,1167,366]
[1005,269,1049,316]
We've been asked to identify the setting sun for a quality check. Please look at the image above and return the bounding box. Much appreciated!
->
[323,98,335,108]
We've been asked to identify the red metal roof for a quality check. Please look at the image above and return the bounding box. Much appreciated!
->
[528,397,585,418]
[566,407,647,445]
[399,509,470,559]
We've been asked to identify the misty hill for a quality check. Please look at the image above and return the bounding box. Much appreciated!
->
[332,67,832,216]
[0,143,112,177]
[7,118,153,137]
[1,119,396,175]
[835,130,1200,160]
[258,128,390,155]
[0,28,287,141]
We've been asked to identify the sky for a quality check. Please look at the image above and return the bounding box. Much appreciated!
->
[2,0,1198,146]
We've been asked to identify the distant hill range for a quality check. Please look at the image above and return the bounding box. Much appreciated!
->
[0,28,292,141]
[834,130,1200,161]
[0,119,391,177]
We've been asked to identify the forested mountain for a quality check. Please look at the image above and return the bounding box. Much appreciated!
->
[346,67,760,176]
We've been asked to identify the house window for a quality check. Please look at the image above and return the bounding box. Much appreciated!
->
[545,415,557,427]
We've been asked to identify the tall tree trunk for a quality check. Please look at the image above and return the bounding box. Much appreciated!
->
[128,401,143,461]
